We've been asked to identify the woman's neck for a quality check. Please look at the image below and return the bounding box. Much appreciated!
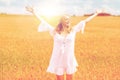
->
[60,27,69,36]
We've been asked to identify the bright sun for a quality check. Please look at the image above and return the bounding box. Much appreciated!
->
[40,5,62,18]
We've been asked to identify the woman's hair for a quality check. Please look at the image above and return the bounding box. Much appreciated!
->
[55,22,72,34]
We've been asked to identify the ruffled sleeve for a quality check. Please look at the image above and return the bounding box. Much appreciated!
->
[38,20,54,32]
[34,7,54,36]
[73,20,86,34]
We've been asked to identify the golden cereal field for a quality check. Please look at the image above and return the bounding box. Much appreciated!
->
[0,15,120,80]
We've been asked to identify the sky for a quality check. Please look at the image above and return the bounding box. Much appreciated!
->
[0,0,120,16]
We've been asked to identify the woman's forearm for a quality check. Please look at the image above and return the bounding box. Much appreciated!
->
[84,12,98,23]
[33,8,44,22]
[33,12,43,21]
[26,6,44,22]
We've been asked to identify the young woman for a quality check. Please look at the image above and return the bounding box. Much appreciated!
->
[26,6,102,80]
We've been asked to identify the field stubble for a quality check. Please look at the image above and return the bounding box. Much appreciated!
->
[0,15,120,80]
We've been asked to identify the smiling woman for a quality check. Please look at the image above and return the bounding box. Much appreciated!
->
[25,6,103,80]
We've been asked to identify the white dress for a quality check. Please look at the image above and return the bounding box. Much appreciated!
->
[35,9,86,75]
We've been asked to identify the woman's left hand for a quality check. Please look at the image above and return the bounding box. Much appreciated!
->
[25,6,34,13]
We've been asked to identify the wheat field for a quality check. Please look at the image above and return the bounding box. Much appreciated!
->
[0,15,120,80]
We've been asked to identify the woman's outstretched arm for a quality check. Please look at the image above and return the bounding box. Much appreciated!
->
[25,6,44,21]
[73,9,103,33]
[25,6,55,35]
[84,10,102,23]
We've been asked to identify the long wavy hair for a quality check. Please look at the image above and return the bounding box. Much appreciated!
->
[55,22,72,34]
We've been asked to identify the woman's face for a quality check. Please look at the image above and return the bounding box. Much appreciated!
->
[61,15,70,27]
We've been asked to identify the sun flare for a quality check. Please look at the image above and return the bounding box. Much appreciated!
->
[40,6,61,18]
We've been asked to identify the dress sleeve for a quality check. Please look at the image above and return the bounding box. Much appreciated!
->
[73,20,86,33]
[34,8,54,36]
[38,20,54,32]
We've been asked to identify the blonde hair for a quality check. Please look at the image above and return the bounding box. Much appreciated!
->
[55,15,72,34]
[55,22,72,34]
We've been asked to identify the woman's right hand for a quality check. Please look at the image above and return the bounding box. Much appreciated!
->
[25,6,34,13]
